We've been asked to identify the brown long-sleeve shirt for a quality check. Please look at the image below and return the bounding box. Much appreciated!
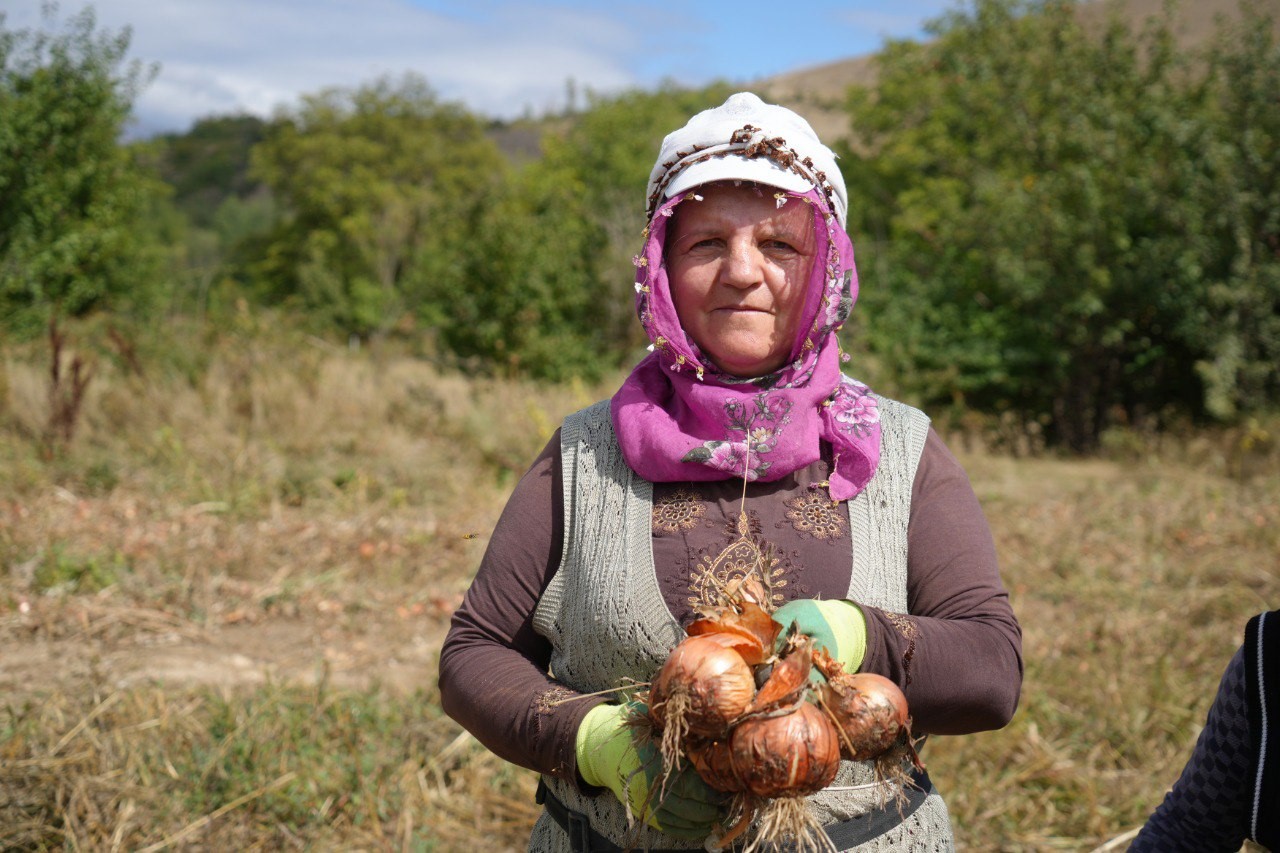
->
[438,426,1022,784]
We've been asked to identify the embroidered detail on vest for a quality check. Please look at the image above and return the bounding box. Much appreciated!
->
[886,612,920,686]
[688,511,788,611]
[652,486,705,534]
[784,489,848,540]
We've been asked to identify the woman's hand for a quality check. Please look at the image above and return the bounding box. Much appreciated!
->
[772,599,868,681]
[575,703,726,839]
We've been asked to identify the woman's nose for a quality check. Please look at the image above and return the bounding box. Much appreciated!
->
[720,239,763,289]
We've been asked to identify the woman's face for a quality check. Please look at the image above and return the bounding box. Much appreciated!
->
[665,182,817,378]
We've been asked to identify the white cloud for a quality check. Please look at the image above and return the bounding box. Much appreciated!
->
[13,0,651,134]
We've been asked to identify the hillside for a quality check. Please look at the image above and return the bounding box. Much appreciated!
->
[755,0,1280,143]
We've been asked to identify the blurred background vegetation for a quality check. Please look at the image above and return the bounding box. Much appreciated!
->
[2,0,1279,849]
[3,0,1277,448]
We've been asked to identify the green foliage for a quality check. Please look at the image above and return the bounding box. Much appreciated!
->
[10,0,1268,423]
[130,114,280,322]
[248,74,506,338]
[845,0,1280,449]
[0,6,167,337]
[141,113,268,228]
[1185,4,1280,418]
[422,156,611,379]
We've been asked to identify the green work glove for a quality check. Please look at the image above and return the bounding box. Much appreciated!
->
[773,598,868,681]
[575,703,726,839]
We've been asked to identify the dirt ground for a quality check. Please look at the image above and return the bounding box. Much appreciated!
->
[0,585,461,700]
[0,482,483,704]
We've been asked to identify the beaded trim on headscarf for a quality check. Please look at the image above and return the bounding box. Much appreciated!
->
[646,123,843,229]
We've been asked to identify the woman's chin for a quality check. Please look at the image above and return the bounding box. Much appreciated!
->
[696,322,793,378]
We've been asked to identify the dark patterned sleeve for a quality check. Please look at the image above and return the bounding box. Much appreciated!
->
[858,427,1024,735]
[437,431,607,783]
[1128,648,1253,852]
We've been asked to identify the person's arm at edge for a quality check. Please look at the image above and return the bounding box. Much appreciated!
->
[1129,647,1252,852]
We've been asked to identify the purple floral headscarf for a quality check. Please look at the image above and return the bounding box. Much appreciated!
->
[610,185,881,501]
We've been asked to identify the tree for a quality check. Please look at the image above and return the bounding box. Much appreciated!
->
[424,156,609,379]
[843,0,1279,450]
[0,5,165,336]
[248,74,505,338]
[133,114,279,323]
[1184,3,1280,418]
[144,114,268,229]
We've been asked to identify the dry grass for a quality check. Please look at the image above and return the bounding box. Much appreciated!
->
[928,443,1277,850]
[1,320,1277,850]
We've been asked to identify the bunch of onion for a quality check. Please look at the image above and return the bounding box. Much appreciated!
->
[644,599,918,852]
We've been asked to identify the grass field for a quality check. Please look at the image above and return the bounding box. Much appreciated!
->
[1,322,1276,851]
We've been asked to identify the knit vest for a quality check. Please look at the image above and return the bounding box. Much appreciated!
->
[530,393,954,852]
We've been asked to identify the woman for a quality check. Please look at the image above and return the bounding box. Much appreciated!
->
[439,92,1023,851]
[1129,609,1277,851]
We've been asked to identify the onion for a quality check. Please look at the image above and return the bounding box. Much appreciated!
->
[687,737,744,793]
[649,633,755,757]
[748,636,813,713]
[648,616,920,853]
[696,701,841,853]
[728,700,841,798]
[814,649,909,761]
[688,642,835,797]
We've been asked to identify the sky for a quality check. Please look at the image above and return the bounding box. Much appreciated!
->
[6,0,958,138]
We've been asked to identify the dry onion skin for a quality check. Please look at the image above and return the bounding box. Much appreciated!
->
[748,635,813,713]
[686,598,780,666]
